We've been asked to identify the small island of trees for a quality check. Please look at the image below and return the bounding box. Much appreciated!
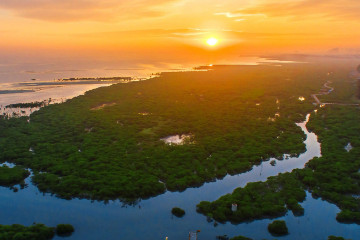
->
[171,207,185,217]
[55,224,75,236]
[267,220,288,236]
[230,236,253,240]
[0,223,75,240]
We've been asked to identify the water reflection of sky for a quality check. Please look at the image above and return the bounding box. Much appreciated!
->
[0,57,299,84]
[0,57,299,111]
[0,82,112,107]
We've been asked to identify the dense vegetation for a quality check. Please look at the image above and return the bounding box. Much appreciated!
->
[307,106,360,223]
[171,207,185,217]
[328,236,350,240]
[0,64,327,200]
[197,172,305,222]
[55,224,75,236]
[0,223,75,240]
[5,101,46,108]
[229,236,253,240]
[197,65,360,225]
[0,224,54,240]
[267,220,288,236]
[0,166,29,187]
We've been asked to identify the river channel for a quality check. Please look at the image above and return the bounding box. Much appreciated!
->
[0,113,359,240]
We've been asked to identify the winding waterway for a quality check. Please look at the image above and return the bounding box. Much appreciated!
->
[0,113,359,240]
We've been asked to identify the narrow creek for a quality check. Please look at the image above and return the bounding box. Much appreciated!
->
[0,113,359,240]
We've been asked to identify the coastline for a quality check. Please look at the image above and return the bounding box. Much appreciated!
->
[0,57,300,108]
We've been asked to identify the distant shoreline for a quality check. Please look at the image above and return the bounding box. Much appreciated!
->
[0,60,302,115]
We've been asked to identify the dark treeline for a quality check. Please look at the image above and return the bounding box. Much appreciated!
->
[0,64,334,201]
[5,101,47,108]
[0,223,74,240]
[328,236,351,240]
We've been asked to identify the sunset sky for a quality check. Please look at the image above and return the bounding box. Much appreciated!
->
[1,0,360,75]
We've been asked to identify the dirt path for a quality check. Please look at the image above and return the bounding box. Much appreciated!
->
[311,81,359,106]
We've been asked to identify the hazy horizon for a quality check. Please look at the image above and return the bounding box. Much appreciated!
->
[2,0,360,84]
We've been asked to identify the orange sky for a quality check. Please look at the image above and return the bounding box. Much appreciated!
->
[1,0,360,68]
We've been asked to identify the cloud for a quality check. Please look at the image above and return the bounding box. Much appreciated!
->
[74,28,244,39]
[74,29,206,38]
[214,12,264,18]
[0,0,178,22]
[228,0,360,20]
[74,28,315,41]
[214,12,265,22]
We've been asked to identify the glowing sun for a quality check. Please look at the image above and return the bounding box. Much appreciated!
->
[206,37,218,46]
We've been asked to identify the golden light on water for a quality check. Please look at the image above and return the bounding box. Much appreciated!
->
[206,37,218,46]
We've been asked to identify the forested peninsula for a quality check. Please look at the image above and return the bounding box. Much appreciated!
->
[0,64,337,201]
